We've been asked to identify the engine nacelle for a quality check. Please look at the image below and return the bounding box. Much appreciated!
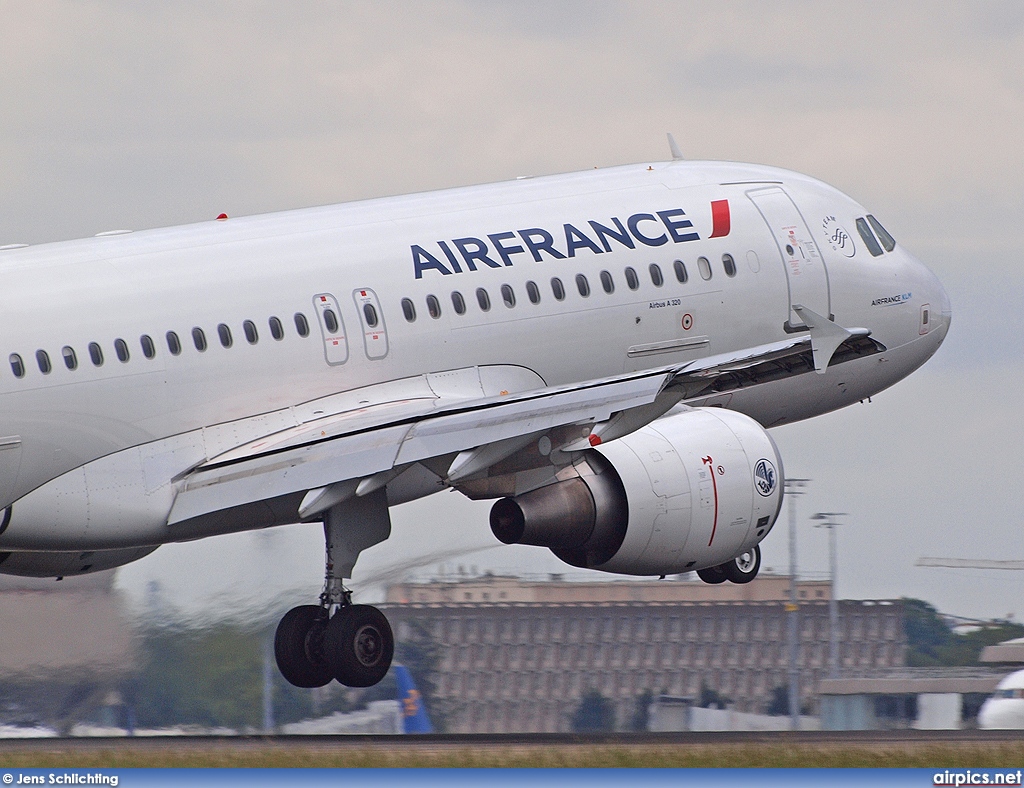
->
[489,408,783,576]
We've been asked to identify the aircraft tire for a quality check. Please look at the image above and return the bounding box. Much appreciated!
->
[723,545,761,584]
[697,564,728,584]
[324,604,394,688]
[274,605,334,688]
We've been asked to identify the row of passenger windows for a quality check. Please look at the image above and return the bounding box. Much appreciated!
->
[399,255,737,322]
[9,313,313,379]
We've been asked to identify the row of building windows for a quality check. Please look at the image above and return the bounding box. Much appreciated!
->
[8,313,312,379]
[427,609,901,645]
[399,255,738,323]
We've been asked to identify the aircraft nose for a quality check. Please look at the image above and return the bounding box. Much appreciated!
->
[931,268,952,339]
[917,257,952,346]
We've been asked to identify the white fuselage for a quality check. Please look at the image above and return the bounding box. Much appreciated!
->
[979,670,1024,729]
[0,159,950,556]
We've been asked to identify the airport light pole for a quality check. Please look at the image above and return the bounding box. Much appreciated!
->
[784,478,810,730]
[811,512,847,680]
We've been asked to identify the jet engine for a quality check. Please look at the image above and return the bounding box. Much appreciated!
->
[490,408,783,576]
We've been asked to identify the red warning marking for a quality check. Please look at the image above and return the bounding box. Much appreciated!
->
[588,433,602,447]
[709,200,731,238]
[682,313,693,330]
[703,455,719,546]
[216,213,228,221]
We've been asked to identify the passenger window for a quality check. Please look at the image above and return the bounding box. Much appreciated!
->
[551,277,565,301]
[140,335,156,359]
[501,284,516,308]
[697,256,712,280]
[88,342,104,366]
[722,253,737,277]
[363,303,379,327]
[243,320,258,344]
[452,291,466,315]
[625,267,639,290]
[192,327,208,352]
[674,259,688,283]
[166,331,182,355]
[36,350,51,374]
[62,346,77,370]
[114,338,130,363]
[856,218,883,256]
[294,313,310,337]
[600,270,614,294]
[426,294,441,319]
[9,353,24,379]
[269,316,284,340]
[867,215,896,252]
[649,263,664,287]
[526,280,541,304]
[217,324,232,348]
[401,298,416,322]
[476,288,491,312]
[323,309,339,333]
[576,274,591,297]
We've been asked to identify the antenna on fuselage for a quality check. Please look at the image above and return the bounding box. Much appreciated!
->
[667,133,684,161]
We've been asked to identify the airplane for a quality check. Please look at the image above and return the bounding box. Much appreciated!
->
[978,669,1024,729]
[0,139,950,690]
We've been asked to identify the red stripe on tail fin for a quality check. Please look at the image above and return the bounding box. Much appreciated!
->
[709,199,731,238]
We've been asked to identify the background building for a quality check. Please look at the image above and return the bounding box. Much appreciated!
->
[385,574,906,732]
[0,571,137,734]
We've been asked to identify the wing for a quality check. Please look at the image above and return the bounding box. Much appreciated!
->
[168,323,883,527]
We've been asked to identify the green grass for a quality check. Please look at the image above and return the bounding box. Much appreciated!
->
[1,741,1022,768]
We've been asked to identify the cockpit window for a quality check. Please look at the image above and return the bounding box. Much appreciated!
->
[856,217,884,257]
[867,215,896,252]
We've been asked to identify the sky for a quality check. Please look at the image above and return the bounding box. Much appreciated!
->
[1,1,1021,624]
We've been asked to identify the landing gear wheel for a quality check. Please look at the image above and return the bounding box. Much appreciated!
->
[274,605,333,688]
[324,604,394,687]
[697,564,728,584]
[723,545,761,584]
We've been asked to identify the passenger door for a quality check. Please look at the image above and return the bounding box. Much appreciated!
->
[747,186,830,331]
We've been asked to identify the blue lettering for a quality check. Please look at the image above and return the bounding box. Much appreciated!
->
[517,228,567,262]
[628,213,668,246]
[488,232,525,267]
[657,209,700,243]
[453,237,502,270]
[437,240,464,273]
[412,245,452,279]
[588,218,635,252]
[563,223,603,257]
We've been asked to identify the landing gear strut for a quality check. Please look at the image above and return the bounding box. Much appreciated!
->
[697,544,761,585]
[274,489,395,688]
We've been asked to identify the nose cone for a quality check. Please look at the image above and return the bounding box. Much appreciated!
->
[925,261,952,343]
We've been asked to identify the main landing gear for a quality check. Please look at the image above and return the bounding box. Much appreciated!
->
[696,544,761,585]
[274,490,395,688]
